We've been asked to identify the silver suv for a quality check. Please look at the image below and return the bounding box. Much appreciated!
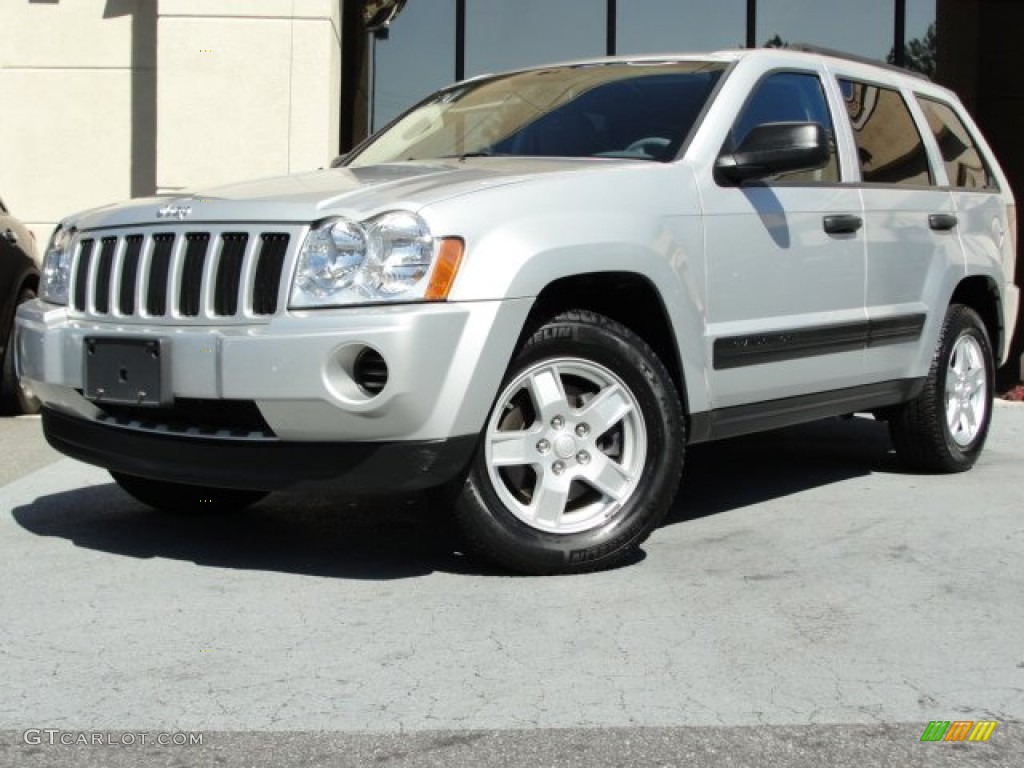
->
[17,49,1018,574]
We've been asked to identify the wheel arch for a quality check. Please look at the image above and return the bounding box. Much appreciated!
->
[1,266,39,349]
[950,275,1004,362]
[521,272,691,416]
[21,271,39,294]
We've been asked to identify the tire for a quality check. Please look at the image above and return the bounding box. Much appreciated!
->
[889,304,994,473]
[111,471,268,514]
[1,286,41,415]
[454,310,685,575]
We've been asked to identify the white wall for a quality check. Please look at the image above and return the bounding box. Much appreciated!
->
[0,0,144,246]
[0,0,342,246]
[156,0,342,193]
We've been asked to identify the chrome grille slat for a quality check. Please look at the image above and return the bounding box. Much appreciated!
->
[93,237,117,314]
[253,233,289,316]
[118,235,144,315]
[146,233,175,316]
[179,233,210,317]
[72,239,95,312]
[66,225,302,324]
[214,233,248,316]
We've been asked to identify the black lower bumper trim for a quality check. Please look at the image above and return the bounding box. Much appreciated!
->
[42,407,477,493]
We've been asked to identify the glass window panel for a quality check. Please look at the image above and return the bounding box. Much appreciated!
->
[839,79,933,186]
[903,0,937,77]
[916,96,996,189]
[466,0,606,77]
[617,0,746,54]
[758,0,894,61]
[351,62,726,166]
[906,0,937,41]
[373,0,456,131]
[729,72,839,182]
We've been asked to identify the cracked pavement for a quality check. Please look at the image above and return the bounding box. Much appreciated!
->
[1,405,1022,765]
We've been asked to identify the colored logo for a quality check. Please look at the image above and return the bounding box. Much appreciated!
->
[920,720,997,742]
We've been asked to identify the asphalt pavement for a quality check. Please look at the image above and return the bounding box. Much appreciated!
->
[1,404,1022,766]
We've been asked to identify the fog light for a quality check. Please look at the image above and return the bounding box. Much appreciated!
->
[352,347,388,396]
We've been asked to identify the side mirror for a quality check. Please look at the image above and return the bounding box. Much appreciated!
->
[330,154,348,168]
[715,122,829,184]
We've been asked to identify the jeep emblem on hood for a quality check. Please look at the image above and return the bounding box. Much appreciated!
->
[157,203,192,220]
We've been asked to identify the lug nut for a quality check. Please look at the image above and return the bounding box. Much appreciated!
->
[536,439,551,454]
[552,461,566,475]
[551,416,564,430]
[575,423,589,437]
[576,450,590,465]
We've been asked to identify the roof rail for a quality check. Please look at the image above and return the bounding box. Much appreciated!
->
[787,43,931,81]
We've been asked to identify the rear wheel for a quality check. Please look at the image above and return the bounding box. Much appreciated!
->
[454,310,684,575]
[889,304,994,472]
[1,286,41,415]
[111,471,268,514]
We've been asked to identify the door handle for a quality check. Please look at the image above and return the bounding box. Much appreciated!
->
[2,228,17,245]
[929,213,958,231]
[823,214,863,235]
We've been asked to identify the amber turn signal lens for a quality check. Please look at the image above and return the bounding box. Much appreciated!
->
[425,237,465,300]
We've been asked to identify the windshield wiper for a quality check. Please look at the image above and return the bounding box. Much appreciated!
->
[437,151,509,161]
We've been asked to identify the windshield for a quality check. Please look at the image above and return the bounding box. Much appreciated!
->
[348,61,726,166]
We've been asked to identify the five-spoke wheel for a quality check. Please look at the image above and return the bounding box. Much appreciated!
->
[454,310,684,574]
[484,357,646,535]
[889,304,994,472]
[944,333,988,447]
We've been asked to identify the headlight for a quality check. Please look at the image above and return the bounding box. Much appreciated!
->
[291,211,459,308]
[40,225,74,305]
[292,218,368,300]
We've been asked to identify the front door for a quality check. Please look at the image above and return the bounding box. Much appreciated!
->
[700,70,866,410]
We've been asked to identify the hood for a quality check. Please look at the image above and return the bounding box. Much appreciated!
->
[67,158,639,231]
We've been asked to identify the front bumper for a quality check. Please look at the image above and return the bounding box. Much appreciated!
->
[42,407,476,492]
[16,298,531,443]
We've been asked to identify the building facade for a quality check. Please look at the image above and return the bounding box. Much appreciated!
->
[2,0,1021,375]
[1,0,341,245]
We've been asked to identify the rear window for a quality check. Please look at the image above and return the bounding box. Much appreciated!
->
[839,79,933,186]
[915,96,998,190]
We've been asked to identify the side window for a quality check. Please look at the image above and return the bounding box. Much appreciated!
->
[839,79,933,186]
[729,71,839,183]
[915,96,998,190]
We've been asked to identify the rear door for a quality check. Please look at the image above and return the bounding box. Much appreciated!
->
[831,75,961,383]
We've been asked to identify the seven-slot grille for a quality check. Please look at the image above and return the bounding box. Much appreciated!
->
[70,228,297,322]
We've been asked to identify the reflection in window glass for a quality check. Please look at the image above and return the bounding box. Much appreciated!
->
[758,0,893,60]
[617,0,746,54]
[465,0,605,77]
[373,0,456,131]
[902,0,937,77]
[839,79,932,185]
[729,72,838,182]
[916,97,996,189]
[350,62,726,166]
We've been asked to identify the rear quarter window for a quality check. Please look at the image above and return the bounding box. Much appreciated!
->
[915,96,998,190]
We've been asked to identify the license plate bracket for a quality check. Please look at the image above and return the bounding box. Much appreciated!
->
[83,337,171,407]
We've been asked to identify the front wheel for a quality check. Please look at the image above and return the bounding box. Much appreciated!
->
[889,304,994,473]
[454,310,685,575]
[111,472,268,514]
